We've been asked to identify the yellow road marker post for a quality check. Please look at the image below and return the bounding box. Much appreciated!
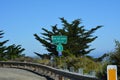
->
[107,65,117,80]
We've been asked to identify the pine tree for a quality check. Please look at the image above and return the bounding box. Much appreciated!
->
[6,44,25,60]
[0,30,9,60]
[0,30,25,61]
[34,18,102,57]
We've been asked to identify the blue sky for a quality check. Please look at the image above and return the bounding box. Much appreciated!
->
[0,0,120,57]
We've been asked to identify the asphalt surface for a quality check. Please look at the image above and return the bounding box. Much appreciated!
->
[0,68,47,80]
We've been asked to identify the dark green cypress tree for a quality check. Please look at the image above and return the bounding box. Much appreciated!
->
[0,30,9,60]
[34,18,102,57]
[34,25,59,56]
[6,44,25,60]
[0,30,25,60]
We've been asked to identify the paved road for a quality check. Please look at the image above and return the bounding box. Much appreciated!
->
[0,68,47,80]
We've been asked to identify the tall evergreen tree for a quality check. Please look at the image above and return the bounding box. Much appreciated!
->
[34,18,102,57]
[6,44,25,60]
[0,30,9,60]
[0,30,25,61]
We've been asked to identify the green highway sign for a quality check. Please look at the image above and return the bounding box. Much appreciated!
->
[51,35,67,54]
[57,43,63,51]
[52,36,67,44]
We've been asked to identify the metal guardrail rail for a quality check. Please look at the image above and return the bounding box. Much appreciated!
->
[0,61,99,80]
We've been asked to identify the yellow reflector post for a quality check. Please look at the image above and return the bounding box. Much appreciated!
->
[107,65,117,80]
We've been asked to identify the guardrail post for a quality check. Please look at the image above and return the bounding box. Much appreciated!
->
[89,71,96,77]
[10,63,13,68]
[70,67,74,72]
[38,67,42,74]
[78,68,83,75]
[54,74,59,80]
[24,62,27,69]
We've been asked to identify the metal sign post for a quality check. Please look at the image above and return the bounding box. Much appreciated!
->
[58,51,62,56]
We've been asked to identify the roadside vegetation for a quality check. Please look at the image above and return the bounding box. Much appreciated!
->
[0,18,120,79]
[97,40,120,80]
[33,18,102,74]
[0,30,25,61]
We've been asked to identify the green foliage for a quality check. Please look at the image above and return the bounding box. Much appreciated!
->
[6,44,25,60]
[34,52,50,59]
[0,30,9,60]
[31,55,102,75]
[36,59,50,65]
[0,30,25,61]
[54,55,102,73]
[14,56,35,62]
[96,62,107,80]
[94,53,109,62]
[110,40,120,79]
[34,18,102,57]
[97,40,120,79]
